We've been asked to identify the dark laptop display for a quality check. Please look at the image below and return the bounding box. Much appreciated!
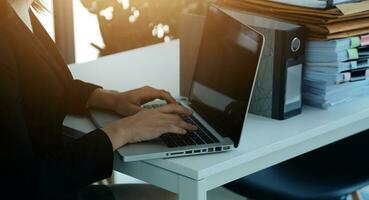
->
[91,5,265,161]
[189,6,264,147]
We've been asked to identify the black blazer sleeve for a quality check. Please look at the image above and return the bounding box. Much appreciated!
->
[0,42,113,200]
[66,79,102,114]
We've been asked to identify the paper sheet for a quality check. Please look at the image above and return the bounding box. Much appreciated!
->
[219,0,369,40]
[336,1,369,15]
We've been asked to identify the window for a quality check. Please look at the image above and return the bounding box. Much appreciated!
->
[37,0,214,63]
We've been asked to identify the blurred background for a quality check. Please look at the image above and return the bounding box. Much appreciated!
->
[35,0,213,63]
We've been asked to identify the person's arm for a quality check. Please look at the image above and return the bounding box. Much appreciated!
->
[65,81,177,117]
[0,53,113,199]
[65,79,103,114]
[87,86,177,117]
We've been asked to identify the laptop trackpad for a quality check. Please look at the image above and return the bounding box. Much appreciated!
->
[117,138,170,161]
[89,109,122,128]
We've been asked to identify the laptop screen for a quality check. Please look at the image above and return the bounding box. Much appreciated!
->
[189,5,264,147]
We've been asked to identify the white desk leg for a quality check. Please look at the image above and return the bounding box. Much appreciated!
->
[178,176,207,200]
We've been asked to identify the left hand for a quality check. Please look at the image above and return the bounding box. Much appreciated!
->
[113,86,177,116]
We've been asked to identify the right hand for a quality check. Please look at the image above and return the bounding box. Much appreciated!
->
[102,104,198,150]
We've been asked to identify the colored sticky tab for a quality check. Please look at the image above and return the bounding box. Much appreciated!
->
[350,37,361,48]
[347,48,359,60]
[350,61,358,69]
[362,35,369,46]
[343,72,351,82]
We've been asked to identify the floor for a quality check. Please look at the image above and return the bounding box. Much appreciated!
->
[113,171,369,200]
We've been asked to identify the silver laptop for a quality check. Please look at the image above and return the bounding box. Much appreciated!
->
[89,5,265,162]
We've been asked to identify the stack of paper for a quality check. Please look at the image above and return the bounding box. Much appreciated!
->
[269,0,363,9]
[303,79,369,109]
[303,34,369,109]
[219,0,369,39]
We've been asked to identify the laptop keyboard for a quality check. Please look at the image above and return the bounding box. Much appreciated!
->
[144,104,220,148]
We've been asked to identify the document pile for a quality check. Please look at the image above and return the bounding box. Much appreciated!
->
[219,0,369,40]
[268,0,363,9]
[218,0,369,109]
[303,35,369,109]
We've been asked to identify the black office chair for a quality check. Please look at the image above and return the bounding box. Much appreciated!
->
[225,129,369,200]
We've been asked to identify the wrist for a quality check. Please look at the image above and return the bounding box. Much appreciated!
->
[104,89,119,111]
[102,122,128,151]
[88,89,119,111]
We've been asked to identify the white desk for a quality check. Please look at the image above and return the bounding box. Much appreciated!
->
[65,40,369,200]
